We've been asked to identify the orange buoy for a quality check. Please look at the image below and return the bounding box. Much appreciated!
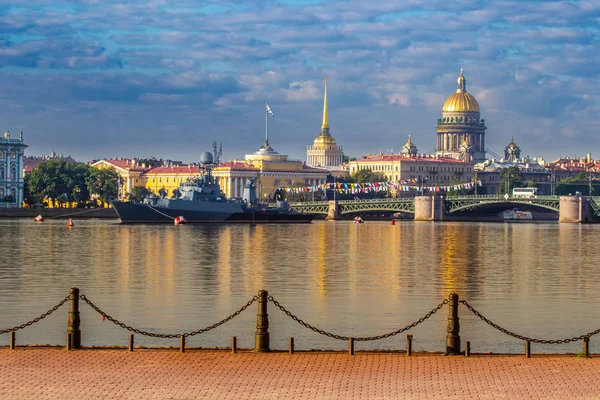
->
[391,219,395,225]
[66,218,74,227]
[174,216,187,225]
[33,215,44,222]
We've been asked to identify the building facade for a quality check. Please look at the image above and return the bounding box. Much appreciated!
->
[436,70,487,161]
[0,130,27,207]
[349,137,475,185]
[306,78,345,168]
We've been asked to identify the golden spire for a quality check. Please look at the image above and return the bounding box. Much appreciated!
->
[321,77,329,129]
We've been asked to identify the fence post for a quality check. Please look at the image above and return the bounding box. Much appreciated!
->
[67,287,81,349]
[128,334,134,352]
[525,340,531,358]
[583,336,589,357]
[289,337,294,355]
[406,334,413,356]
[445,293,461,355]
[9,331,15,350]
[348,338,355,355]
[232,336,237,354]
[255,290,270,352]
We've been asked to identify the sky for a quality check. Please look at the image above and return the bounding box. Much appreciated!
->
[1,0,599,164]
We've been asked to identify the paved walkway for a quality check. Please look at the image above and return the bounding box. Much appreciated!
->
[0,349,599,399]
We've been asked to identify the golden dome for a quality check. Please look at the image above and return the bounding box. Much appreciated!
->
[443,92,480,113]
[314,135,337,145]
[442,69,480,113]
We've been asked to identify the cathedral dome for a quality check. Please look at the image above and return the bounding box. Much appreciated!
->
[442,70,480,113]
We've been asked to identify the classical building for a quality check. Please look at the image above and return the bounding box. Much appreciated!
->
[90,159,153,200]
[436,70,487,161]
[306,78,345,169]
[349,136,475,185]
[214,138,328,200]
[0,130,27,207]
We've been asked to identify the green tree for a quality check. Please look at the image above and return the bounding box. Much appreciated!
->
[498,166,523,195]
[25,159,71,207]
[86,167,119,205]
[129,186,151,202]
[351,169,385,184]
[555,172,596,195]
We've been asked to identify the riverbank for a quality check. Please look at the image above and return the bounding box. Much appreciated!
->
[0,208,117,219]
[0,349,598,399]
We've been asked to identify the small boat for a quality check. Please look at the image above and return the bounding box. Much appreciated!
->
[503,209,532,221]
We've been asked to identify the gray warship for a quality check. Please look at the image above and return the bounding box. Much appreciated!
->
[111,152,313,224]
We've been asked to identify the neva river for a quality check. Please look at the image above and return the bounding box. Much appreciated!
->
[0,219,598,353]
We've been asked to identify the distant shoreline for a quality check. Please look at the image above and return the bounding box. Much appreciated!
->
[0,208,118,219]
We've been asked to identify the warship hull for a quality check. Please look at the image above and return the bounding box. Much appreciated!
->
[111,201,314,224]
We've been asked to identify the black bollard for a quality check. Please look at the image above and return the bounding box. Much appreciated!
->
[349,338,355,356]
[525,341,531,358]
[67,288,81,349]
[406,334,413,356]
[445,293,460,355]
[465,341,471,357]
[180,336,186,353]
[9,331,15,350]
[583,336,590,358]
[232,336,237,354]
[255,290,270,352]
[129,334,134,352]
[289,337,294,355]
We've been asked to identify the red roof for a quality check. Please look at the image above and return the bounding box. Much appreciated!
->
[216,162,260,171]
[146,166,202,174]
[97,159,151,172]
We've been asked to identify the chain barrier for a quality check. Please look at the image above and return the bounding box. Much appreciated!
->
[79,294,258,338]
[268,296,448,341]
[460,300,600,344]
[0,295,70,335]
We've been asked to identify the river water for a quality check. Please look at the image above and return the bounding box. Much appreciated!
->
[0,219,598,354]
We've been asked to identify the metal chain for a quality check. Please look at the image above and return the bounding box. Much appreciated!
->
[0,295,70,335]
[460,300,600,344]
[79,294,258,338]
[268,296,448,341]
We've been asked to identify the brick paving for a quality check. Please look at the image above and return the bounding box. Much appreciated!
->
[0,349,599,399]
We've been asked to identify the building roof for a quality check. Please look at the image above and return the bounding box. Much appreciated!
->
[146,166,202,174]
[91,159,152,172]
[356,154,473,164]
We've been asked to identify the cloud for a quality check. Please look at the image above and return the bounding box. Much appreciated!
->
[0,0,599,161]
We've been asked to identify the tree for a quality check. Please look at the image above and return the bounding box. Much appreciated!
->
[129,186,151,202]
[498,166,523,195]
[555,172,597,195]
[86,167,119,205]
[25,159,71,207]
[350,169,385,184]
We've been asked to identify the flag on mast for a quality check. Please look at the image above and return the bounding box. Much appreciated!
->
[266,103,275,117]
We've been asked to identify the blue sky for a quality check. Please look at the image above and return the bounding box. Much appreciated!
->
[1,0,599,163]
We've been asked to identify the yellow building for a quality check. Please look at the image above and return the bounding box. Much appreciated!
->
[144,165,201,196]
[213,139,329,199]
[90,159,152,200]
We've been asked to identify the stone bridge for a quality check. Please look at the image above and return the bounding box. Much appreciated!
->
[286,195,600,223]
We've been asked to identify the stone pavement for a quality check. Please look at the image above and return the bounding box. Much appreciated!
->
[0,349,599,399]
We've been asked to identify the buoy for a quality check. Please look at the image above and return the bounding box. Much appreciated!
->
[391,219,395,225]
[66,218,74,227]
[353,216,364,224]
[174,216,187,225]
[33,215,44,222]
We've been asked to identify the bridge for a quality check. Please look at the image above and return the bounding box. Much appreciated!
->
[285,195,600,223]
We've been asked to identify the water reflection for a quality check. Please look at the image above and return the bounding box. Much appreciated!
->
[0,219,599,352]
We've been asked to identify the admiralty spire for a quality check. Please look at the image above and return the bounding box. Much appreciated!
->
[307,77,345,168]
[436,70,487,161]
